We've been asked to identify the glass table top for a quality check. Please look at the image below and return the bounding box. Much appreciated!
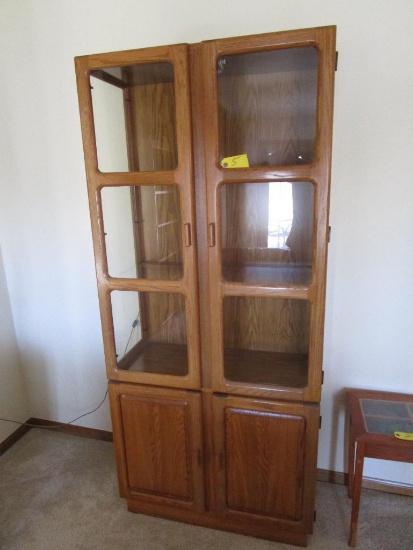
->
[360,399,413,435]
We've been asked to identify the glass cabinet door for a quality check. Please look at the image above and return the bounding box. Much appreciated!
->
[75,45,200,389]
[201,27,336,401]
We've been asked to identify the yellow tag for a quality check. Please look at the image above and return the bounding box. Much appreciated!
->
[221,154,249,169]
[394,432,413,441]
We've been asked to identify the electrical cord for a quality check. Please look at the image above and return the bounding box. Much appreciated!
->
[0,389,108,429]
[1,315,139,430]
[122,314,140,358]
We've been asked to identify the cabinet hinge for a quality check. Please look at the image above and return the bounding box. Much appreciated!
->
[328,226,331,243]
[322,370,325,385]
[319,416,322,429]
[335,51,339,71]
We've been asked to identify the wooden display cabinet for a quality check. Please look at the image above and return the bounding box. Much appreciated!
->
[75,25,336,547]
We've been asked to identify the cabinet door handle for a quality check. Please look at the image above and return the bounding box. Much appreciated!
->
[184,223,191,247]
[208,223,216,247]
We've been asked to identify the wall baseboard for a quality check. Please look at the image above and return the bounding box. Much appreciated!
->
[317,468,413,497]
[0,423,31,456]
[2,423,412,498]
[0,418,113,456]
[26,417,113,441]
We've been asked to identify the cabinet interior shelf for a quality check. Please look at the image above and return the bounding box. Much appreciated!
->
[118,340,308,388]
[222,264,312,285]
[139,262,183,280]
[115,262,312,286]
[118,341,188,376]
[224,348,308,388]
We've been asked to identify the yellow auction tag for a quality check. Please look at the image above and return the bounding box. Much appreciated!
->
[221,154,249,168]
[394,432,413,441]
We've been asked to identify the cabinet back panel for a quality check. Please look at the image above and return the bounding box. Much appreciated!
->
[129,81,178,171]
[217,47,318,167]
[223,296,310,354]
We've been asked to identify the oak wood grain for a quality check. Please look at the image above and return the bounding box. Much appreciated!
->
[109,383,205,510]
[76,26,336,545]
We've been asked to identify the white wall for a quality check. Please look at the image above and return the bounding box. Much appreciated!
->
[0,1,412,483]
[0,247,30,441]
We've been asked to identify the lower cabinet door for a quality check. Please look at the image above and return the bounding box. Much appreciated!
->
[211,394,319,532]
[109,382,205,512]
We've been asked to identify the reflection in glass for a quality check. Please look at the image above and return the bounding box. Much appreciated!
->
[90,62,178,172]
[111,290,188,376]
[102,185,183,280]
[217,47,318,167]
[220,181,314,284]
[223,296,310,388]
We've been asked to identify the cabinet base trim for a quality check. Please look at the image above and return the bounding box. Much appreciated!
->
[126,499,308,547]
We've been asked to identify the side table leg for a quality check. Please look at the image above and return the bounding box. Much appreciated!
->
[349,441,365,547]
[348,424,355,498]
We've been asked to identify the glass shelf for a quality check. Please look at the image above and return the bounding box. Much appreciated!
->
[224,349,308,388]
[119,342,188,376]
[222,265,312,285]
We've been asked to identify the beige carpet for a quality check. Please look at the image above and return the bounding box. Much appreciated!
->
[0,429,412,550]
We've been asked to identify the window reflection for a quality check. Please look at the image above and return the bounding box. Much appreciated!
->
[221,181,314,285]
[268,182,293,250]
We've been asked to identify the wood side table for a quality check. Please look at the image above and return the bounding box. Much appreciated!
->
[347,389,413,547]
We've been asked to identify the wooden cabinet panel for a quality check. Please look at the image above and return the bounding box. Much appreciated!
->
[109,383,205,511]
[225,409,305,519]
[211,395,319,531]
[121,396,191,499]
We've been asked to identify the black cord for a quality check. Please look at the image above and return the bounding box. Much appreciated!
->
[1,317,138,429]
[1,312,140,430]
[0,389,108,429]
[122,314,140,358]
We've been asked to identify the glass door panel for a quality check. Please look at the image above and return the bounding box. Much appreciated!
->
[220,181,314,285]
[111,290,188,376]
[91,62,178,172]
[217,47,318,167]
[223,296,310,388]
[101,185,183,280]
